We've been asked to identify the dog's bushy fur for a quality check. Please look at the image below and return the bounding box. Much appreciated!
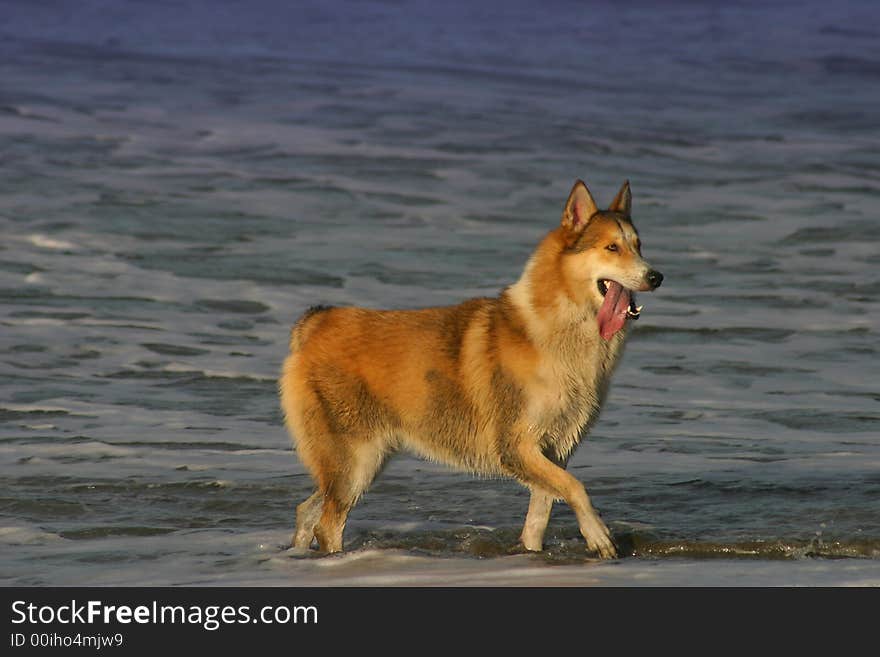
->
[279,180,662,557]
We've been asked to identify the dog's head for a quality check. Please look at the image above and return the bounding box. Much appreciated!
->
[558,180,663,340]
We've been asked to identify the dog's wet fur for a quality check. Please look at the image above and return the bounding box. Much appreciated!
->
[279,180,663,558]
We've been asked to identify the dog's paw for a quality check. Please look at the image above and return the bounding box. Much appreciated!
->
[582,516,618,559]
[519,534,545,552]
[587,536,618,559]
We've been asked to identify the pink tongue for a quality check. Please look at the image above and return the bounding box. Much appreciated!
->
[597,281,631,340]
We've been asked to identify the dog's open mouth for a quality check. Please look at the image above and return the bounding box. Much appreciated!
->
[596,279,642,340]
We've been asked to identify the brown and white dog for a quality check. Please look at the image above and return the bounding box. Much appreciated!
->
[279,180,663,558]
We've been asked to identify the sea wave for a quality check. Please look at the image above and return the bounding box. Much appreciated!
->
[336,527,880,562]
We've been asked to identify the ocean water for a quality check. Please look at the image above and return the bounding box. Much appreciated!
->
[1,0,879,586]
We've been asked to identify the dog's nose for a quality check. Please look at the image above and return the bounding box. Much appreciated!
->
[646,269,664,290]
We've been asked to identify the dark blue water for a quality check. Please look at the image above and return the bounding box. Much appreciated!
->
[1,0,878,585]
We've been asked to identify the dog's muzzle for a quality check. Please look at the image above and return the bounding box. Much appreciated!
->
[646,269,664,290]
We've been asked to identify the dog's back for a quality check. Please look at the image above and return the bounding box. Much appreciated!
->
[281,296,520,477]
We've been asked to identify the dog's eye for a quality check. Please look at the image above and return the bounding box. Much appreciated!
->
[605,243,618,253]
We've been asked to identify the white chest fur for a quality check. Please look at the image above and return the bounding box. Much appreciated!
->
[529,327,627,461]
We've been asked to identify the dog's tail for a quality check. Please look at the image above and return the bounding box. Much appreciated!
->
[289,305,334,352]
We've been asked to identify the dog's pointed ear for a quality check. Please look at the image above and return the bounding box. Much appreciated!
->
[609,180,632,216]
[561,180,598,233]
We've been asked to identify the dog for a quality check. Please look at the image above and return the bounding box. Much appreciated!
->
[279,180,663,558]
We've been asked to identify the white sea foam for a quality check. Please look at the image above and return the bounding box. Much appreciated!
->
[2,404,72,414]
[27,234,77,250]
[162,362,275,382]
[24,272,45,284]
[0,525,64,546]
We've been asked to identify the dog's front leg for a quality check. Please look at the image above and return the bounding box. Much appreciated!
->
[520,449,568,551]
[520,487,554,551]
[508,441,617,559]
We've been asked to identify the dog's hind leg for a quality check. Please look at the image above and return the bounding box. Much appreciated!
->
[292,490,323,549]
[313,441,388,553]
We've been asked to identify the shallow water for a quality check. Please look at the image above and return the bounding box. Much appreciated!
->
[1,0,878,586]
